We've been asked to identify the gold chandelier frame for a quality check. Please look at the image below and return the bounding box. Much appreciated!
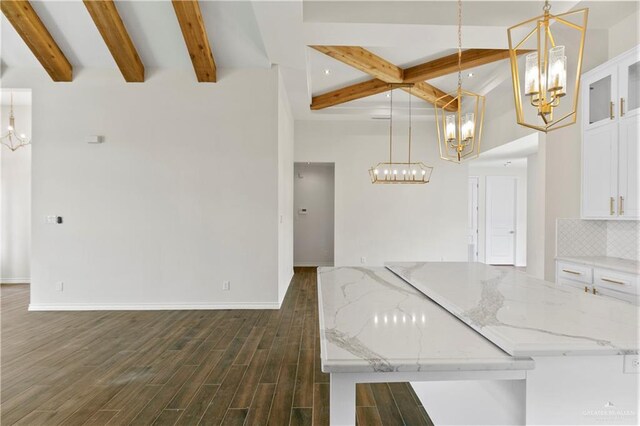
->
[434,0,485,164]
[507,4,588,132]
[1,92,31,152]
[435,88,485,163]
[369,85,433,184]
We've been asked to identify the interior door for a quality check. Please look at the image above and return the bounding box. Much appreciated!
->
[486,176,516,265]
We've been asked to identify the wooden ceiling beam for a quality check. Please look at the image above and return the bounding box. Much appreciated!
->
[404,82,457,111]
[403,49,516,83]
[172,0,216,83]
[83,0,144,82]
[1,0,72,81]
[311,79,390,110]
[311,46,404,83]
[310,48,529,111]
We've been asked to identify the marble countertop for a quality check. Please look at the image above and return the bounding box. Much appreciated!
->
[317,266,534,373]
[556,256,640,274]
[387,262,639,357]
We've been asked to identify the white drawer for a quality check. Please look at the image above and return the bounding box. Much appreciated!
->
[596,286,640,305]
[556,261,593,284]
[557,277,591,292]
[594,268,639,295]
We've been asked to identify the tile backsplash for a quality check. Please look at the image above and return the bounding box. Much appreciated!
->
[557,219,639,261]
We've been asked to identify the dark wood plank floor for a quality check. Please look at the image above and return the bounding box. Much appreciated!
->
[1,268,432,425]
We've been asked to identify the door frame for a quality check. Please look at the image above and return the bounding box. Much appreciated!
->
[485,176,517,265]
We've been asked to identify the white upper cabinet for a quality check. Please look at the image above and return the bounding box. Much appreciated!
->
[584,67,617,131]
[582,45,640,220]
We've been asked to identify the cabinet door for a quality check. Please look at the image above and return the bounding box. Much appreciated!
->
[618,48,640,119]
[582,123,618,218]
[618,113,640,218]
[583,67,617,131]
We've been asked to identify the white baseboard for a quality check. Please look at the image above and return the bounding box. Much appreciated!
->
[294,262,333,267]
[28,302,281,312]
[1,278,30,284]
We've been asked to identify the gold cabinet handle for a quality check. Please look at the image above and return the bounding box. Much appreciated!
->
[592,287,597,295]
[601,277,626,285]
[621,98,625,117]
[619,196,624,215]
[563,269,581,275]
[610,196,615,215]
[610,101,615,119]
[584,286,589,293]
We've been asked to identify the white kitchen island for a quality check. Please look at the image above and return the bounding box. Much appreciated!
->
[387,262,640,425]
[317,266,534,425]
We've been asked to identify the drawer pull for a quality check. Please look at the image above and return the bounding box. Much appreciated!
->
[620,196,624,216]
[610,197,615,215]
[562,269,582,275]
[610,101,615,120]
[593,287,597,295]
[584,286,589,293]
[601,277,626,285]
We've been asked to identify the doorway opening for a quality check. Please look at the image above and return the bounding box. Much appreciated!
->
[468,133,542,270]
[1,89,32,285]
[293,162,335,267]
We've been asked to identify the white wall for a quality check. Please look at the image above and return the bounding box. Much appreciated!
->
[1,104,32,283]
[277,70,294,304]
[609,9,640,60]
[3,67,292,309]
[468,165,527,267]
[295,119,468,266]
[526,148,546,279]
[293,163,334,266]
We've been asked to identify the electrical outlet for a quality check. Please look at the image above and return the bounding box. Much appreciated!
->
[624,354,640,373]
[360,257,366,264]
[222,281,230,291]
[56,281,64,292]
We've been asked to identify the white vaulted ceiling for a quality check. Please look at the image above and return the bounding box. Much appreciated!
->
[1,0,637,119]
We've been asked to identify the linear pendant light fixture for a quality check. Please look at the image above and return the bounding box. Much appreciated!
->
[507,0,588,132]
[369,87,433,184]
[435,0,485,163]
[1,92,31,152]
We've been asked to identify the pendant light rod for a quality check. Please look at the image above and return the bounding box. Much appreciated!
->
[457,0,462,91]
[408,87,412,165]
[389,89,393,164]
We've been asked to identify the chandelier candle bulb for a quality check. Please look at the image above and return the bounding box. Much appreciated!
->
[445,115,457,141]
[525,53,540,95]
[548,46,566,94]
[461,113,475,141]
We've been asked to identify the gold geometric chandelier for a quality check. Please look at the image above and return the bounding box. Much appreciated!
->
[507,1,588,132]
[1,92,31,152]
[435,0,485,163]
[369,87,433,184]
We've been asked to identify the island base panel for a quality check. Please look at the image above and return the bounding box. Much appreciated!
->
[411,380,526,425]
[526,355,639,425]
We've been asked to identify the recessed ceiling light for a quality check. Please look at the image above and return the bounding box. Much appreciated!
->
[324,69,331,75]
[386,93,391,98]
[468,72,474,77]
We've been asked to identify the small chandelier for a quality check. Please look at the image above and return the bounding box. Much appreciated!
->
[435,0,485,163]
[369,87,433,184]
[507,1,588,132]
[1,92,31,152]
